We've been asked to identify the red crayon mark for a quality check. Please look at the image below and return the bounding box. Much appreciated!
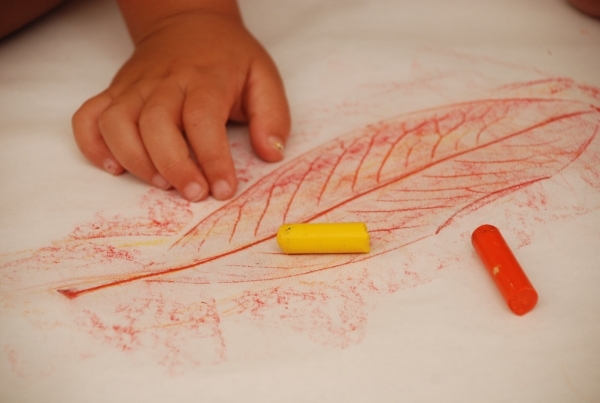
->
[56,237,270,299]
[56,98,599,298]
[2,70,600,377]
[471,224,538,315]
[68,189,193,241]
[74,296,226,374]
[232,268,395,348]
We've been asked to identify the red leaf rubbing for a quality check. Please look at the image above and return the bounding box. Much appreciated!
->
[69,189,193,239]
[58,97,599,298]
[75,295,226,374]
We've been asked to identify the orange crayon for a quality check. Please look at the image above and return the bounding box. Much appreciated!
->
[471,224,538,315]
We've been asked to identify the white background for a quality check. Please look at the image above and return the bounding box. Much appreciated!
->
[1,0,599,402]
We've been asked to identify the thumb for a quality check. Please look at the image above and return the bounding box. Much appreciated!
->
[243,56,291,162]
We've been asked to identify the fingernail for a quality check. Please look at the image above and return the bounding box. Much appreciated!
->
[268,135,285,155]
[103,158,120,175]
[152,174,171,189]
[212,180,232,200]
[183,182,206,202]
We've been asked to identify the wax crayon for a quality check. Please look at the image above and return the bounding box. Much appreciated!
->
[472,224,538,315]
[277,222,370,254]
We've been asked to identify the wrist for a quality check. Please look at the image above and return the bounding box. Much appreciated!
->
[117,0,242,43]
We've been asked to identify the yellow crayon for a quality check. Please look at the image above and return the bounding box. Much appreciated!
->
[276,222,370,254]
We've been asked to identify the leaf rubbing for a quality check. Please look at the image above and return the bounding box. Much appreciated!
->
[59,98,599,297]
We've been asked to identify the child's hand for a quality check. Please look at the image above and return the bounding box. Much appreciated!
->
[72,1,290,201]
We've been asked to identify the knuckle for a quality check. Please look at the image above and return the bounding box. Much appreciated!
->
[97,105,122,132]
[156,152,191,177]
[139,103,166,127]
[182,107,228,132]
[198,151,230,169]
[123,154,154,179]
[181,113,201,130]
[72,100,100,131]
[161,160,188,179]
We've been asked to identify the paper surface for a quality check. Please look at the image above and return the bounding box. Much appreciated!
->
[1,0,599,402]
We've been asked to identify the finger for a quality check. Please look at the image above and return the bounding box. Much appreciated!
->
[72,93,125,175]
[243,56,291,163]
[183,85,238,200]
[138,83,210,202]
[97,90,171,190]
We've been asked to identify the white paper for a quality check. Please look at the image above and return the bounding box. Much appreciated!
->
[1,0,599,402]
